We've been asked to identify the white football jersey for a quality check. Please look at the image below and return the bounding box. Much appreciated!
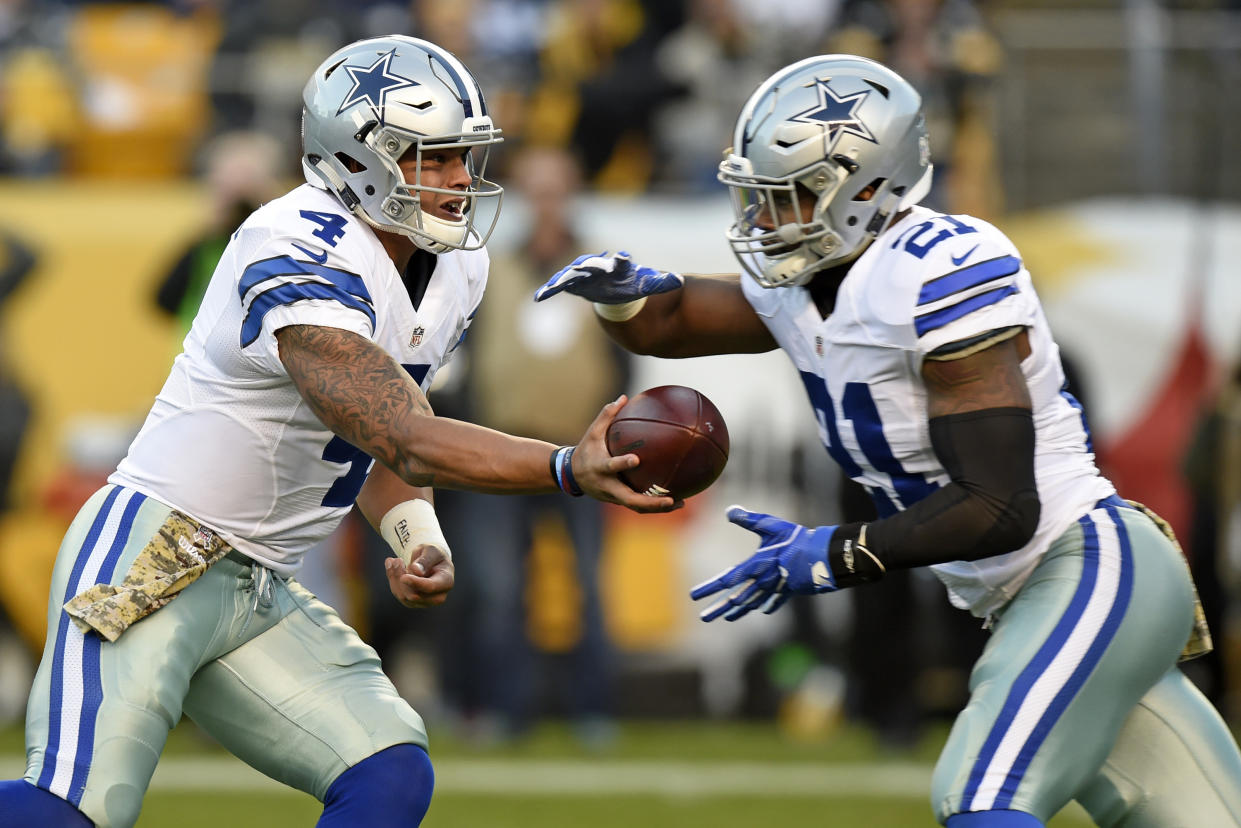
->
[744,206,1114,617]
[112,184,488,575]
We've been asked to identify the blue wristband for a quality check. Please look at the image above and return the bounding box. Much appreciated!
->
[551,446,584,497]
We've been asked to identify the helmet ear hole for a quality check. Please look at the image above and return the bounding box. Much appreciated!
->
[335,153,366,173]
[853,178,886,201]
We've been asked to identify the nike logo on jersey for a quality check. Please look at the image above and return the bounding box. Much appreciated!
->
[811,560,834,587]
[292,243,328,264]
[950,244,980,266]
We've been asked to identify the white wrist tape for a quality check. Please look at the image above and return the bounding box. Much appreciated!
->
[380,499,451,566]
[593,297,647,322]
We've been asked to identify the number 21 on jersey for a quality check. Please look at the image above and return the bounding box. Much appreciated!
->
[799,372,938,517]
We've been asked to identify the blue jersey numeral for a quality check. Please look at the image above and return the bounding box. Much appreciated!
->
[300,210,348,247]
[800,373,938,517]
[892,215,978,259]
[320,436,374,508]
[319,364,430,507]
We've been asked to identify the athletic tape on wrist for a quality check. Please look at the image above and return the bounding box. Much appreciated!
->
[593,297,647,322]
[380,499,451,566]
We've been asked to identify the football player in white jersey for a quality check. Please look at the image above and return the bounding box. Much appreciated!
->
[0,35,675,828]
[536,55,1241,827]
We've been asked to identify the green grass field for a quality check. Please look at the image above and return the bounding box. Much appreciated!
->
[2,719,1097,826]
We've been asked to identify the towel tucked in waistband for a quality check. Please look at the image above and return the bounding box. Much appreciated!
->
[64,510,233,642]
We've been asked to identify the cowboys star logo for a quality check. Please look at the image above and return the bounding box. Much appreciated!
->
[409,326,425,347]
[336,49,418,120]
[789,79,877,144]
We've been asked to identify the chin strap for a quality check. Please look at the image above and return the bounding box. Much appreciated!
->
[306,156,362,211]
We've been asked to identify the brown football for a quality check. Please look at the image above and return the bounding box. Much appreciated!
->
[606,385,730,499]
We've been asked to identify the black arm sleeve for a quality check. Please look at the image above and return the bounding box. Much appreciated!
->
[827,407,1041,586]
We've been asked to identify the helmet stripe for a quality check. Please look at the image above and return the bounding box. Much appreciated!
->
[427,48,485,119]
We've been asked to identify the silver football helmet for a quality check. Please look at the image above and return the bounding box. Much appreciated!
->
[718,55,932,287]
[302,35,503,253]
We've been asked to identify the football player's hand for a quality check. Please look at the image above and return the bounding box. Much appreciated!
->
[571,395,681,514]
[534,251,684,304]
[690,506,838,622]
[385,543,454,608]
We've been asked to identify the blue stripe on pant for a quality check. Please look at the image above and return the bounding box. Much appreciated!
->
[36,488,146,805]
[959,499,1134,814]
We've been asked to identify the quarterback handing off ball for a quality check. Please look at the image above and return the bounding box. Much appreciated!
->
[606,385,730,499]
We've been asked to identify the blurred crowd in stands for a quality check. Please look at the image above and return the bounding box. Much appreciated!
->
[0,0,1002,215]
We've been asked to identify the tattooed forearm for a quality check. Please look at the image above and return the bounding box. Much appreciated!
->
[277,324,438,486]
[922,336,1032,418]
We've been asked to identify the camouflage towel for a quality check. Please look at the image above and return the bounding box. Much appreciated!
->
[64,511,232,642]
[1126,500,1214,662]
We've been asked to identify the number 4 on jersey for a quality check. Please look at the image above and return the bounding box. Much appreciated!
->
[300,210,348,247]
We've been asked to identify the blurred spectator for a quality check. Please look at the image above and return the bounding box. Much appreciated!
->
[652,0,770,192]
[0,227,34,527]
[826,0,1004,218]
[526,0,681,192]
[0,42,77,176]
[1184,350,1241,722]
[404,0,546,165]
[0,229,33,515]
[732,0,843,71]
[448,146,629,744]
[64,3,221,178]
[0,289,34,725]
[409,0,545,160]
[153,129,285,336]
[207,0,348,143]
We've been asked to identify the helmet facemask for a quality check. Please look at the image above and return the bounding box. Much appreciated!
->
[356,123,502,253]
[720,155,853,288]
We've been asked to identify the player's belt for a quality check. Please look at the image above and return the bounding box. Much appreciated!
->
[64,509,234,642]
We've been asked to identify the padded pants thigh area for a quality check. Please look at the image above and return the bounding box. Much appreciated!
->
[1076,668,1241,828]
[183,582,427,801]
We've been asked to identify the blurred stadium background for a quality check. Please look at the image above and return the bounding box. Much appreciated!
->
[0,0,1239,825]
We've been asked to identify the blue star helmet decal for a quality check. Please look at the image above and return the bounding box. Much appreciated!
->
[788,79,877,144]
[336,49,419,121]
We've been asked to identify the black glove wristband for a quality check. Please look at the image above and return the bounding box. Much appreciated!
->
[827,523,886,588]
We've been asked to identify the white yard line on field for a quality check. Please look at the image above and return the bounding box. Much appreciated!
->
[0,756,933,798]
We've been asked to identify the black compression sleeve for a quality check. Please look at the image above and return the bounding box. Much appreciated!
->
[826,407,1040,585]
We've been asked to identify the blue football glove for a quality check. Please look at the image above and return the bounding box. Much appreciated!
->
[690,506,839,623]
[533,250,684,304]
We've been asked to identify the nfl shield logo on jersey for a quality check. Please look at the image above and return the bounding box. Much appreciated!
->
[815,335,824,356]
[410,326,425,347]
